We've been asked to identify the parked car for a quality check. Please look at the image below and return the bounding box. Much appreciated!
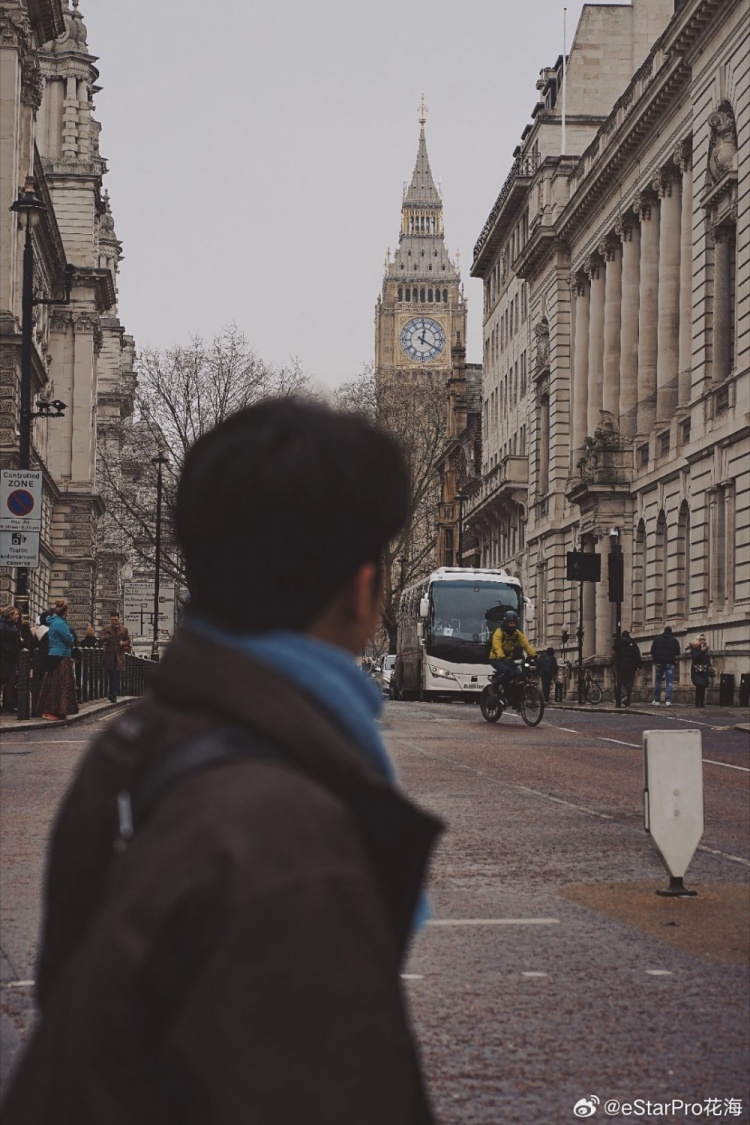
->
[375,654,397,697]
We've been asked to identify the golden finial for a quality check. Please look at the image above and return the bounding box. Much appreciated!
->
[418,94,428,127]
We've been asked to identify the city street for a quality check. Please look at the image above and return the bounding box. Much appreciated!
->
[1,701,749,1122]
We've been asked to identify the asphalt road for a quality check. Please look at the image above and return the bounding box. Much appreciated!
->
[386,699,750,1124]
[1,702,748,1122]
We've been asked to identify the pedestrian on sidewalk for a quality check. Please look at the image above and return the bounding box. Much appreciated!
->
[688,635,712,708]
[30,612,50,717]
[99,610,130,701]
[36,598,79,721]
[537,647,559,702]
[0,604,22,713]
[650,625,680,706]
[4,397,442,1125]
[612,630,642,707]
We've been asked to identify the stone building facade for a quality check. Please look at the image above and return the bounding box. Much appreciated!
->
[0,0,135,632]
[469,0,748,700]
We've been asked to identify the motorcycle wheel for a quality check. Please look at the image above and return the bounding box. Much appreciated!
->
[480,686,503,723]
[520,684,544,727]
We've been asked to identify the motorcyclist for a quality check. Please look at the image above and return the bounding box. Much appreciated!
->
[488,611,537,689]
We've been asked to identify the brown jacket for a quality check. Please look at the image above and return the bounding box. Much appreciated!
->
[99,622,131,671]
[4,627,441,1124]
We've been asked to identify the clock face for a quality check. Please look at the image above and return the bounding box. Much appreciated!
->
[400,317,446,363]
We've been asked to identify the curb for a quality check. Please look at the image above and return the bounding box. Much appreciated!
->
[545,701,750,732]
[0,698,133,733]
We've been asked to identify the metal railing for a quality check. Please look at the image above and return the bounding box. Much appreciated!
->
[78,648,154,702]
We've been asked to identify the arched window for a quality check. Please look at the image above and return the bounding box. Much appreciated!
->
[405,286,411,302]
[428,288,433,302]
[398,287,403,302]
[420,287,426,303]
[676,501,690,619]
[633,520,646,628]
[653,511,667,621]
[443,288,448,302]
[435,289,441,303]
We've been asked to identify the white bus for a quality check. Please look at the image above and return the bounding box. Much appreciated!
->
[391,567,530,702]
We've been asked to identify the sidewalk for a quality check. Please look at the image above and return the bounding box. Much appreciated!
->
[0,697,134,733]
[545,698,750,732]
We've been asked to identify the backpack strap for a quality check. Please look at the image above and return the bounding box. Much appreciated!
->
[115,726,283,850]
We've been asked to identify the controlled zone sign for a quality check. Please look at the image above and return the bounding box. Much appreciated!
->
[0,529,40,568]
[123,582,175,640]
[0,470,43,531]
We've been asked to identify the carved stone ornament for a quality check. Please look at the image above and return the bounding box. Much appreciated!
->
[632,191,652,221]
[652,168,677,198]
[0,7,32,50]
[708,106,737,182]
[73,311,98,333]
[598,236,618,261]
[21,56,44,111]
[673,138,692,173]
[534,319,550,368]
[584,255,602,280]
[614,213,634,242]
[50,310,73,332]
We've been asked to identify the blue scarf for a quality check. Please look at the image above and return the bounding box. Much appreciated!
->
[185,619,429,930]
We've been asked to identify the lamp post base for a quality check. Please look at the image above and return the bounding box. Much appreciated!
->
[656,876,698,898]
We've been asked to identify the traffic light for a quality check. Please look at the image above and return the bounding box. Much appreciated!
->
[566,551,601,582]
[608,550,624,603]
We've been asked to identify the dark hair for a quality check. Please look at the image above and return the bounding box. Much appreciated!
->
[175,398,410,632]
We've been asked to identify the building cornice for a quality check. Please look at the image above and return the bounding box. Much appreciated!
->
[471,153,540,277]
[27,0,64,43]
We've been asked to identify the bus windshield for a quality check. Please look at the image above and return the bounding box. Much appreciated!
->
[427,580,522,663]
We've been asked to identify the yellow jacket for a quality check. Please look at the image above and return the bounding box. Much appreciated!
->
[489,627,536,661]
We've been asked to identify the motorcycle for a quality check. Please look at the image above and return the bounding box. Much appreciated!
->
[479,656,544,727]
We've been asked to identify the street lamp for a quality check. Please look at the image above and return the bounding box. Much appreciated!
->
[151,447,168,661]
[609,528,624,710]
[456,490,466,567]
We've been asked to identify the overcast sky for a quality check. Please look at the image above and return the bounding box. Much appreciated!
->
[85,0,620,389]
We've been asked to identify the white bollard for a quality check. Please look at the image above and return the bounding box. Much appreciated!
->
[643,728,703,897]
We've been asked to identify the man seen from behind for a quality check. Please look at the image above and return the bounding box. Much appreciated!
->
[3,398,442,1125]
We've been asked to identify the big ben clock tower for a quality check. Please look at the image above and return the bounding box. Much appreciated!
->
[375,101,466,386]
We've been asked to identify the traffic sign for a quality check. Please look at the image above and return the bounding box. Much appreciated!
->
[123,582,175,640]
[0,470,43,531]
[0,529,41,568]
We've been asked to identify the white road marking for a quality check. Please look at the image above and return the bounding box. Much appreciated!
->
[400,974,424,980]
[601,737,640,748]
[0,740,89,746]
[394,739,615,820]
[645,970,673,976]
[428,918,560,927]
[522,971,549,977]
[547,725,580,734]
[6,980,34,988]
[702,759,750,773]
[697,844,750,867]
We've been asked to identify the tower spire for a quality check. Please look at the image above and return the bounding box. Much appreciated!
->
[418,93,428,128]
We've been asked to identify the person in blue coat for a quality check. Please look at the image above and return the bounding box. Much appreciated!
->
[37,599,79,720]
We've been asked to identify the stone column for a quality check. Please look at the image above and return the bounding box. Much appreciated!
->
[616,215,641,438]
[675,141,693,406]
[586,255,605,437]
[655,170,681,421]
[571,274,589,459]
[712,226,732,382]
[635,191,660,434]
[600,237,622,419]
[582,536,596,660]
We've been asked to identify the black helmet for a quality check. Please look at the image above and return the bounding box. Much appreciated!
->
[503,611,519,628]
